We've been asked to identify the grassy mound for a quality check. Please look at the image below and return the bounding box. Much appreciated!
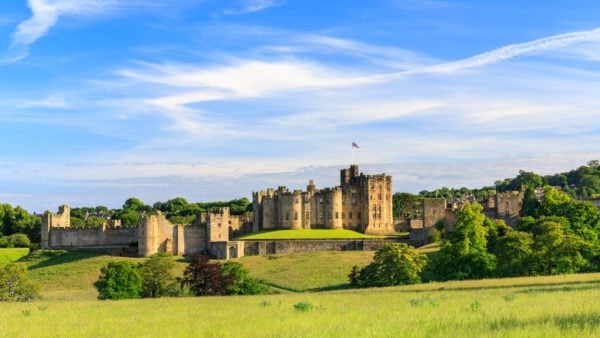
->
[0,248,30,266]
[234,229,407,240]
[1,273,600,337]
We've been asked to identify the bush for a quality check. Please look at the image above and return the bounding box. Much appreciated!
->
[0,263,40,302]
[8,234,31,248]
[94,261,142,300]
[349,243,428,288]
[427,228,442,243]
[139,253,179,298]
[0,236,9,248]
[221,261,267,295]
[181,255,232,296]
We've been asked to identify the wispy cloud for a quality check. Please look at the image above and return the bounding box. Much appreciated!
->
[4,0,194,63]
[7,0,118,62]
[223,0,283,15]
[398,27,600,76]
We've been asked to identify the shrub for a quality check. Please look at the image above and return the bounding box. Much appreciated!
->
[294,301,313,312]
[8,234,31,248]
[139,253,179,298]
[181,255,232,296]
[221,261,267,295]
[0,263,40,302]
[349,243,428,288]
[0,236,9,248]
[94,261,142,300]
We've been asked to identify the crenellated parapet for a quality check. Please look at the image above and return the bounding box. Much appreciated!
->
[252,165,395,234]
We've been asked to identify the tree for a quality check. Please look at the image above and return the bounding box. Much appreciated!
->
[123,197,146,212]
[520,187,540,218]
[426,202,496,281]
[139,253,178,298]
[181,255,232,296]
[0,204,41,242]
[493,229,534,277]
[94,261,142,300]
[8,233,30,248]
[349,243,427,288]
[220,261,267,295]
[0,263,39,302]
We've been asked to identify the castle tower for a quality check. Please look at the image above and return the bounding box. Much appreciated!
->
[362,175,394,235]
[138,215,158,256]
[327,187,343,229]
[207,207,230,242]
[41,205,71,249]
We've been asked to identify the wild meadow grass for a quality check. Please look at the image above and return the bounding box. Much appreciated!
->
[1,249,600,336]
[0,248,29,266]
[1,272,599,337]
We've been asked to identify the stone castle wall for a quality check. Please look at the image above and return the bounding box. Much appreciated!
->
[210,238,411,259]
[495,191,524,226]
[253,165,395,235]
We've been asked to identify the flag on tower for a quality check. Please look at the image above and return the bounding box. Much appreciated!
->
[352,142,360,149]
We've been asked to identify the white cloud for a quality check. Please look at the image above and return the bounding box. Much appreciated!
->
[223,0,283,15]
[5,0,193,62]
[8,0,118,60]
[392,27,600,76]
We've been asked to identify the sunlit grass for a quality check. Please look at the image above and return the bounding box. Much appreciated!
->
[0,248,29,266]
[1,273,599,337]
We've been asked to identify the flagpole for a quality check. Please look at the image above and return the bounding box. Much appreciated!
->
[351,144,354,164]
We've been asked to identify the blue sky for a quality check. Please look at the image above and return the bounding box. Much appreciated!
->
[1,0,599,211]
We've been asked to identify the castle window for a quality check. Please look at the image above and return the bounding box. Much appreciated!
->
[319,198,323,204]
[342,212,345,219]
[218,223,221,227]
[328,211,332,219]
[294,211,298,220]
[352,198,356,204]
[286,212,290,221]
[349,212,353,219]
[379,193,382,200]
[335,212,339,219]
[358,212,361,219]
[295,198,299,204]
[306,212,309,220]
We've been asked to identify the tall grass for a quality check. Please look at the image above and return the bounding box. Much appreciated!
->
[1,273,599,337]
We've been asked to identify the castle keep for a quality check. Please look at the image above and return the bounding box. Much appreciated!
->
[252,165,395,235]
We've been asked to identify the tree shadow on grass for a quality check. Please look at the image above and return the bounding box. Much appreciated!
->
[18,250,105,270]
[309,284,353,292]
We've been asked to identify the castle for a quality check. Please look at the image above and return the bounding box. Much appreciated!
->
[252,165,395,235]
[40,164,525,258]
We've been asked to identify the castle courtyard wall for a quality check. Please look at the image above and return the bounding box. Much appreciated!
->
[209,238,411,259]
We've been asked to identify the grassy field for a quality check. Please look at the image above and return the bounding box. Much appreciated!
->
[238,251,375,291]
[1,272,599,337]
[0,248,30,266]
[234,229,408,240]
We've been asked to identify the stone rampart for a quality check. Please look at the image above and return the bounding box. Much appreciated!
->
[48,226,137,248]
[209,238,411,259]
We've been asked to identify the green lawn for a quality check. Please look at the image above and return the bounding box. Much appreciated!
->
[238,251,376,291]
[0,248,30,266]
[234,229,408,240]
[1,273,600,337]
